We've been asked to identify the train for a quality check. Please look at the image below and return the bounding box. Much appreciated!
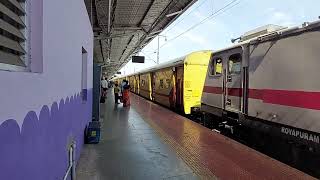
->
[202,20,320,176]
[114,19,320,176]
[114,50,212,114]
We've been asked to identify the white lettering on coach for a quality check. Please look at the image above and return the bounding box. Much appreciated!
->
[281,127,319,144]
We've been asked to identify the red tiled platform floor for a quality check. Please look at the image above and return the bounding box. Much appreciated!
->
[130,93,315,180]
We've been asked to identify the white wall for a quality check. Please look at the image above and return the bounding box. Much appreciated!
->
[0,0,93,126]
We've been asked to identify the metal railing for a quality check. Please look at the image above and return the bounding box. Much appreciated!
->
[63,142,76,180]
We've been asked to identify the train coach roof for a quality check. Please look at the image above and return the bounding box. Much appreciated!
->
[211,19,320,55]
[138,56,185,74]
[125,50,211,76]
[121,57,183,77]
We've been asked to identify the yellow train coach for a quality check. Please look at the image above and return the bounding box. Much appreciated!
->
[114,76,126,86]
[126,50,212,115]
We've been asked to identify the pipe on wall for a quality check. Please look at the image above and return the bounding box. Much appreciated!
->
[63,143,76,180]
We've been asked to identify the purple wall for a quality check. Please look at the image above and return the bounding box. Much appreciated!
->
[0,92,92,179]
[0,0,93,179]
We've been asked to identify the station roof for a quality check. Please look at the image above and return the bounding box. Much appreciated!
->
[84,0,196,78]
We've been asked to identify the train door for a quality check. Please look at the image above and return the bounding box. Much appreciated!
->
[130,77,134,92]
[224,49,243,112]
[151,72,156,100]
[175,66,184,111]
[133,77,136,93]
[136,75,140,94]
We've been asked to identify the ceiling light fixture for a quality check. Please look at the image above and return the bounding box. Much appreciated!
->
[166,10,183,17]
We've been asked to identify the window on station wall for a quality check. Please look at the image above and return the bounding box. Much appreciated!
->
[211,58,222,76]
[228,54,241,75]
[0,0,28,71]
[159,79,164,89]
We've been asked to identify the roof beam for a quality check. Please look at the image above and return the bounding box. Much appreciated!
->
[98,24,146,32]
[138,0,156,28]
[113,25,143,31]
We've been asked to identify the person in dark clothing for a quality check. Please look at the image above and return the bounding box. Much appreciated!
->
[114,83,120,104]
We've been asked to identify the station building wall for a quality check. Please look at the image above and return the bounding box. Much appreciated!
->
[0,0,93,179]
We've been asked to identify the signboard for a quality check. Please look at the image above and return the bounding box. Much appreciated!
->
[132,56,145,63]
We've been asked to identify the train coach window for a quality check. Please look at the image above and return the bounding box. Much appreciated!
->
[166,79,171,88]
[211,58,222,76]
[160,79,164,89]
[228,54,241,75]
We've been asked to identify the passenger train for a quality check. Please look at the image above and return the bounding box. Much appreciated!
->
[202,20,320,175]
[114,20,320,176]
[115,50,212,115]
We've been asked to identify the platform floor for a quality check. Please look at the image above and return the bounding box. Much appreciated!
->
[76,91,199,180]
[76,90,315,180]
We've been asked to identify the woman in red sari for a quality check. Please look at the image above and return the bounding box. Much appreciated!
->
[122,80,130,107]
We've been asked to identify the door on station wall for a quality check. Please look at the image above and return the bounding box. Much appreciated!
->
[81,47,88,101]
[175,66,184,111]
[224,50,243,112]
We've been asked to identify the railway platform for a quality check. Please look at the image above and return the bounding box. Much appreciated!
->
[76,91,315,180]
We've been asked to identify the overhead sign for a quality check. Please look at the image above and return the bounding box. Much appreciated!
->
[132,56,145,63]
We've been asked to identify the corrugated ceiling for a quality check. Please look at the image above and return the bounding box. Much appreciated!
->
[84,0,196,78]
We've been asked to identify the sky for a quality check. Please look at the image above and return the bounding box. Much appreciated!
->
[119,0,319,75]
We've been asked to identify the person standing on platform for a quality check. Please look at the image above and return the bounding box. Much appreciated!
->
[121,80,126,94]
[122,80,130,107]
[114,84,120,104]
[101,78,108,97]
[119,79,125,102]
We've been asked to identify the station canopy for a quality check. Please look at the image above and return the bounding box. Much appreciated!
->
[84,0,196,78]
